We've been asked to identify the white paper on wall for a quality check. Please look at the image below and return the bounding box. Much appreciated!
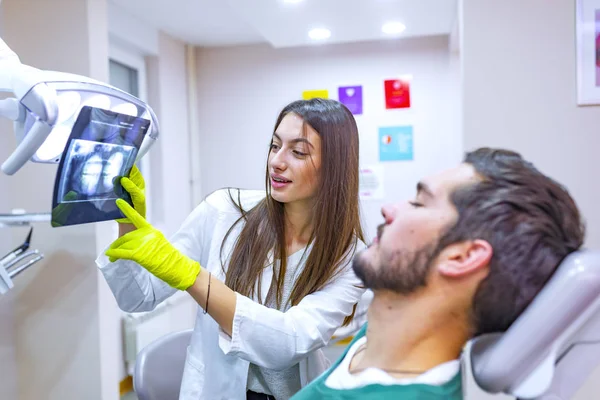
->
[359,164,385,200]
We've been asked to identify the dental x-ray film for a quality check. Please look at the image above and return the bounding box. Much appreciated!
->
[51,106,149,227]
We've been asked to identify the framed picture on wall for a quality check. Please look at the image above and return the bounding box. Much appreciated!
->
[576,0,600,105]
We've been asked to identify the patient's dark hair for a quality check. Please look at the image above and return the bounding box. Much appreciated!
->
[438,148,585,336]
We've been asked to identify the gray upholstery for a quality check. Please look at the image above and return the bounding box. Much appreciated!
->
[469,250,600,399]
[134,329,193,400]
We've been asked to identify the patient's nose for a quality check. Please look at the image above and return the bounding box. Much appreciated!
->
[381,204,396,225]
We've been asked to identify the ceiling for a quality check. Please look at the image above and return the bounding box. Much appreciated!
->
[109,0,458,48]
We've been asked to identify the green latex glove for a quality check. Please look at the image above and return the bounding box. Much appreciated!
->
[106,199,201,290]
[51,191,79,227]
[116,165,146,224]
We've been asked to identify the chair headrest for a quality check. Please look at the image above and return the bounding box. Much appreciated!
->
[469,250,600,399]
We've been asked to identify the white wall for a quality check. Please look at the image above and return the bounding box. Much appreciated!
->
[0,5,18,400]
[147,32,194,234]
[108,1,158,57]
[0,0,107,399]
[195,37,462,238]
[462,0,600,251]
[461,0,600,398]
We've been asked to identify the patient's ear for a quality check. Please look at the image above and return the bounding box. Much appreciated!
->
[437,240,492,278]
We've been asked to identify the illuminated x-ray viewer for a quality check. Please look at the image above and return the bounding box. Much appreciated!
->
[50,106,149,227]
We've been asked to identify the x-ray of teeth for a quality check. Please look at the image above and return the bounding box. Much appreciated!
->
[58,140,135,203]
[51,106,149,227]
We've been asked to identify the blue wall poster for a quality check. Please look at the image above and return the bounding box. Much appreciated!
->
[378,126,413,161]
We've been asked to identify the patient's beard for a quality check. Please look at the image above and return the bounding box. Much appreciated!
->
[352,241,440,295]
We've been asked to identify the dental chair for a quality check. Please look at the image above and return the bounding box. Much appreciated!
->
[469,250,600,399]
[133,329,193,400]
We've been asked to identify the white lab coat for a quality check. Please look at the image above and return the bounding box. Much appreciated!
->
[97,189,367,400]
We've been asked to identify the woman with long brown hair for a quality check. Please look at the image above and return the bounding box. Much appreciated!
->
[98,98,366,400]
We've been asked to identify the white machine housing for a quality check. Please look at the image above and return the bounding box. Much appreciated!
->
[0,36,159,175]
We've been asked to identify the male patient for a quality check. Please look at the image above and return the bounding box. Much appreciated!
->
[291,147,585,399]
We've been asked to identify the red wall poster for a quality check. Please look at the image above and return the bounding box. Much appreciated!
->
[384,77,411,109]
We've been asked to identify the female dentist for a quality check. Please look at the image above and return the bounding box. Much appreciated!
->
[97,98,367,400]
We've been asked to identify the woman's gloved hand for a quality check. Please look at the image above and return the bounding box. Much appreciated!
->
[106,199,201,290]
[51,190,79,227]
[116,165,146,224]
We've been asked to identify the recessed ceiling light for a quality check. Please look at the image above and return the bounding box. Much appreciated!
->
[308,28,331,40]
[382,21,406,35]
[283,0,304,3]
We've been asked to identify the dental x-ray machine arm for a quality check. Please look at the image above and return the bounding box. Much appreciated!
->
[0,35,160,294]
[0,37,58,175]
